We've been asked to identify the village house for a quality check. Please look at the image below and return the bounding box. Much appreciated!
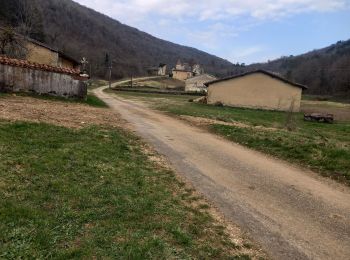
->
[158,63,167,76]
[172,60,204,81]
[147,63,167,76]
[25,38,81,70]
[172,60,193,81]
[192,64,204,76]
[185,74,217,93]
[0,56,87,99]
[0,26,80,70]
[172,69,193,81]
[0,27,87,99]
[205,70,307,112]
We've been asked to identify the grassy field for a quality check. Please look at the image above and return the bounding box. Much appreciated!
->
[0,120,257,259]
[85,93,108,107]
[303,94,350,104]
[114,91,350,185]
[118,77,185,90]
[0,92,108,108]
[86,80,109,107]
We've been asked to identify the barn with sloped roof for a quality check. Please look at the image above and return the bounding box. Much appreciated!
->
[205,70,307,112]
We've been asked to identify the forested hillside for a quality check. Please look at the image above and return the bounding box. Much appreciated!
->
[245,40,350,96]
[1,0,349,96]
[0,0,234,79]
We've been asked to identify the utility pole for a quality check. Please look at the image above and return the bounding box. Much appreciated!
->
[105,53,113,89]
[108,60,112,89]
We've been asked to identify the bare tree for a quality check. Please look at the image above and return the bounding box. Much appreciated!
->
[16,0,44,41]
[0,27,27,58]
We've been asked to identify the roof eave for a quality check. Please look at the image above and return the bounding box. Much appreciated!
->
[205,70,307,90]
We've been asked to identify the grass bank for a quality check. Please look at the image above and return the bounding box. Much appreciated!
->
[0,79,108,108]
[113,91,350,185]
[0,92,108,108]
[0,121,257,259]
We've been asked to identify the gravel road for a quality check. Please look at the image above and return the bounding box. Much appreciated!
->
[94,85,350,260]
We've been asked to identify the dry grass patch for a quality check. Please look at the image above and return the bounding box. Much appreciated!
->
[0,95,123,128]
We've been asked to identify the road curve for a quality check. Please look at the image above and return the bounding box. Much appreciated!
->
[93,85,350,260]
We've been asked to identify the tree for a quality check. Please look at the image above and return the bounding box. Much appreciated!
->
[16,0,45,41]
[0,26,27,59]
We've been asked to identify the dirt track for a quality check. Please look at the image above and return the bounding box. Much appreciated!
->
[94,85,350,260]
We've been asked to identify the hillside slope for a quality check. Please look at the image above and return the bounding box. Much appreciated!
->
[246,40,350,96]
[1,0,348,96]
[0,0,234,78]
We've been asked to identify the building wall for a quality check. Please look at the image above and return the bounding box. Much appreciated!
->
[26,42,59,66]
[207,73,302,112]
[158,65,167,76]
[0,63,87,99]
[58,57,75,69]
[185,74,217,92]
[173,70,193,81]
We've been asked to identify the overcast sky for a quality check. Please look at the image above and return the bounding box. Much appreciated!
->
[74,0,350,64]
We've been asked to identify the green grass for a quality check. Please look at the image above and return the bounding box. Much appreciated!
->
[85,94,108,108]
[0,92,107,108]
[0,121,252,259]
[303,94,350,103]
[114,92,296,127]
[115,92,350,185]
[211,124,350,183]
[87,79,108,90]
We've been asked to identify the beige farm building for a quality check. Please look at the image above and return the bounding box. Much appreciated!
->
[26,39,80,69]
[172,60,194,81]
[172,69,193,81]
[205,70,307,112]
[0,26,80,69]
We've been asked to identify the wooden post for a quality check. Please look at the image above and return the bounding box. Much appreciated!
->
[108,63,112,89]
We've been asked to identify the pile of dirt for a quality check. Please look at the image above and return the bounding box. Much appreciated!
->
[0,95,124,128]
[193,96,207,104]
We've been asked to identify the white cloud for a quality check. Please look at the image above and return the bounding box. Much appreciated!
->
[226,46,264,63]
[73,0,349,63]
[74,0,349,23]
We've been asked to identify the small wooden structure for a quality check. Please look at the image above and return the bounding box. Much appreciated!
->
[304,113,334,123]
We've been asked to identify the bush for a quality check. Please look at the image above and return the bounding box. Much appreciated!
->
[214,101,224,107]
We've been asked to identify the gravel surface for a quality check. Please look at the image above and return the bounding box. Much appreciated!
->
[95,85,350,260]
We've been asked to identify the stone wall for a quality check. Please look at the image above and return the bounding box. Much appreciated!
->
[185,74,217,92]
[0,62,87,99]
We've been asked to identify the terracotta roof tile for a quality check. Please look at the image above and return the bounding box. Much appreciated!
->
[0,56,80,76]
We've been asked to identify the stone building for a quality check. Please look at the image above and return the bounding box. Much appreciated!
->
[158,63,167,76]
[0,56,87,99]
[147,63,167,76]
[192,64,204,76]
[0,27,80,70]
[25,38,80,70]
[185,74,217,92]
[172,60,204,81]
[205,70,307,112]
[172,69,193,81]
